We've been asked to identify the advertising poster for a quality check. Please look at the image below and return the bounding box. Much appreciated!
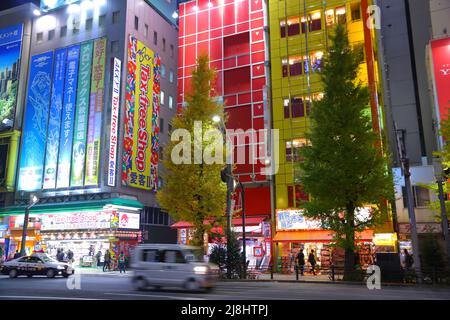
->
[40,211,112,231]
[431,37,450,121]
[119,212,140,229]
[0,24,23,132]
[43,48,67,190]
[56,45,80,188]
[17,51,54,191]
[122,35,160,190]
[71,41,93,187]
[85,38,106,186]
[108,57,121,186]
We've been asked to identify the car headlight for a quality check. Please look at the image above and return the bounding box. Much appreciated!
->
[57,265,66,270]
[194,266,209,275]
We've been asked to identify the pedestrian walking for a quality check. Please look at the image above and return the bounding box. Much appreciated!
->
[103,249,111,272]
[13,250,21,259]
[96,250,102,267]
[308,250,316,275]
[297,249,305,276]
[404,249,414,270]
[118,252,126,274]
[67,249,74,264]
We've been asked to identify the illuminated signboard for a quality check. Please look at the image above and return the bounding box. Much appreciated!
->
[430,37,450,121]
[40,211,112,231]
[18,51,54,191]
[122,35,160,191]
[276,209,322,231]
[85,38,107,186]
[108,58,121,186]
[118,212,140,230]
[0,24,23,133]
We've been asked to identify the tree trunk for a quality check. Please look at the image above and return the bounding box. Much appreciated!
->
[343,203,356,281]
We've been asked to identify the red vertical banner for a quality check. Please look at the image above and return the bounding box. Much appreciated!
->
[431,37,450,121]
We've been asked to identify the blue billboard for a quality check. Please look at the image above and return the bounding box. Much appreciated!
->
[0,24,23,132]
[43,48,67,190]
[56,45,80,189]
[17,51,54,191]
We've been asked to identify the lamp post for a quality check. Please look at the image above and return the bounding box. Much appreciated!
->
[433,160,450,267]
[234,179,246,279]
[20,194,39,256]
[214,115,233,278]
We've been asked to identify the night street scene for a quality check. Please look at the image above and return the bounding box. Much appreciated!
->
[0,0,450,314]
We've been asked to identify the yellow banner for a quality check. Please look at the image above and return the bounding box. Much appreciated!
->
[130,40,154,189]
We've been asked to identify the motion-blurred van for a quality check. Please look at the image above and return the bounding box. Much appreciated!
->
[130,244,217,292]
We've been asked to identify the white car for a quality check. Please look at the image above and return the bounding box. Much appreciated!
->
[0,253,74,278]
[131,244,218,292]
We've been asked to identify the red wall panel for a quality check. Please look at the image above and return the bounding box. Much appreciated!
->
[252,63,265,77]
[224,67,251,95]
[185,14,196,35]
[237,22,250,33]
[185,44,197,66]
[198,31,209,42]
[252,77,265,91]
[223,32,250,58]
[236,0,249,22]
[198,40,209,56]
[224,4,235,26]
[253,103,264,116]
[210,8,222,29]
[251,29,264,42]
[198,10,209,32]
[226,105,252,130]
[251,0,263,11]
[210,38,222,60]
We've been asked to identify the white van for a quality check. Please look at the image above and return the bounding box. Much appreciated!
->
[130,244,217,292]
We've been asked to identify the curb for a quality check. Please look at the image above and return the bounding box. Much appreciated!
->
[218,279,420,288]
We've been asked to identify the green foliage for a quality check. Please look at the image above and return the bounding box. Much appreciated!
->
[225,231,243,278]
[157,55,227,247]
[209,239,227,269]
[420,234,446,270]
[298,25,394,276]
[0,80,18,126]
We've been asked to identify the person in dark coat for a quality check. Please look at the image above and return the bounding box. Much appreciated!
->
[103,249,111,272]
[67,249,74,263]
[13,250,21,259]
[297,249,305,276]
[308,250,317,275]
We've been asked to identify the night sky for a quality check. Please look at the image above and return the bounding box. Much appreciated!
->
[0,0,40,11]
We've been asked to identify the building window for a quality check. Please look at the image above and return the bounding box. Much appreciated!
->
[112,11,120,24]
[163,38,166,51]
[402,186,431,208]
[153,31,158,45]
[60,25,67,37]
[280,17,300,38]
[351,2,361,21]
[99,14,106,28]
[286,138,308,162]
[169,95,173,109]
[170,44,174,57]
[288,185,309,208]
[308,12,322,32]
[73,21,80,35]
[111,40,119,53]
[336,6,347,25]
[36,32,43,43]
[134,16,139,30]
[282,56,302,77]
[86,17,93,31]
[169,70,174,83]
[325,9,335,27]
[48,29,55,41]
[145,24,149,38]
[160,90,165,105]
[310,51,324,73]
[161,64,166,78]
[160,118,164,133]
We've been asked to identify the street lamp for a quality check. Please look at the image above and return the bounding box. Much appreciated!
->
[20,194,39,256]
[433,159,450,267]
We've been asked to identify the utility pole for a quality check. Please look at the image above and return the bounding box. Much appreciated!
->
[433,160,450,267]
[395,127,422,284]
[20,194,39,256]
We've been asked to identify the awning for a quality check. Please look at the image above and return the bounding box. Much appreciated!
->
[272,230,374,242]
[0,197,143,216]
[171,221,194,229]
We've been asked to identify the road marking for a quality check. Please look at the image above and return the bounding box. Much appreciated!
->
[0,295,106,300]
[104,292,206,300]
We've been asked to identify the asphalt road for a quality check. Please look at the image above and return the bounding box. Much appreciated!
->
[1,273,450,300]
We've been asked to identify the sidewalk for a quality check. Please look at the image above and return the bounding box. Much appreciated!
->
[73,267,131,277]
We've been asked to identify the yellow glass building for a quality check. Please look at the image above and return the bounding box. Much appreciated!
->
[269,0,395,272]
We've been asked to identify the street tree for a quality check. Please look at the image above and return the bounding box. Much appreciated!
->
[157,54,227,248]
[298,25,394,280]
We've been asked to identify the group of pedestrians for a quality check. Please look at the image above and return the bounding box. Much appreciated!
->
[293,249,317,276]
[56,249,74,263]
[98,249,127,273]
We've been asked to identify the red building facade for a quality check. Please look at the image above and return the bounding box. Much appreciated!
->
[177,0,272,220]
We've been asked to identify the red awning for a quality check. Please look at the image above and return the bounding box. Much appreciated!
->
[170,221,194,229]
